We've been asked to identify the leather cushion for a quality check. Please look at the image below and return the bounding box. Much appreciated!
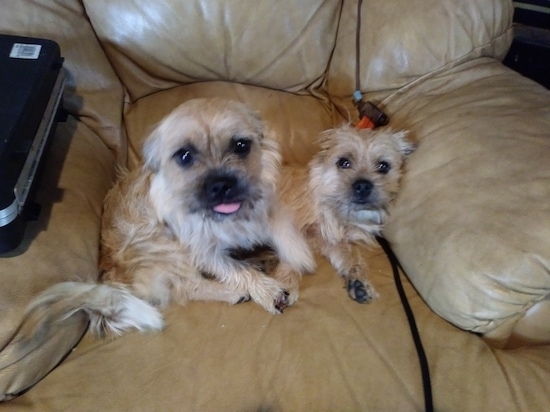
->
[383,58,550,347]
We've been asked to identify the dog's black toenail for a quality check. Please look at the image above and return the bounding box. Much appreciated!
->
[237,296,250,304]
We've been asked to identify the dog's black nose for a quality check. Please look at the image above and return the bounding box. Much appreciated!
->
[202,173,242,206]
[207,176,237,199]
[352,179,373,202]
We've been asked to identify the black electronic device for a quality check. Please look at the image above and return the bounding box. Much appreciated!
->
[0,34,65,253]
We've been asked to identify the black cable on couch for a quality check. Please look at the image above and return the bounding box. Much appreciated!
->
[376,236,434,412]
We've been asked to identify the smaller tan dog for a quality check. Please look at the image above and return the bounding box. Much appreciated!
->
[279,125,415,303]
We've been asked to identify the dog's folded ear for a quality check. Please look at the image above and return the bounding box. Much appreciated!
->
[143,128,162,172]
[389,130,416,156]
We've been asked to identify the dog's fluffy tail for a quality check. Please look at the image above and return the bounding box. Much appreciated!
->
[18,282,163,340]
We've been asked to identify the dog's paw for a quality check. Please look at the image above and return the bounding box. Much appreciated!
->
[249,277,292,314]
[347,278,378,304]
[270,264,300,308]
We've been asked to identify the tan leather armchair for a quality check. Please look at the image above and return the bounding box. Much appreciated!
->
[1,1,549,410]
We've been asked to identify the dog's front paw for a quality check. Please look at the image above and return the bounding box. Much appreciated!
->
[271,263,300,309]
[249,277,292,314]
[347,278,378,304]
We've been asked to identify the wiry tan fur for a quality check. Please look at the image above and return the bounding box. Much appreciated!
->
[17,98,314,340]
[279,125,415,303]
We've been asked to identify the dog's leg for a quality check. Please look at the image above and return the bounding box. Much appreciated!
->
[322,242,378,303]
[201,258,291,314]
[271,261,301,306]
[270,205,316,274]
[179,272,251,305]
[130,266,251,307]
[265,206,315,307]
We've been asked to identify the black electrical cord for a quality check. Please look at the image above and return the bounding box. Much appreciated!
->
[376,236,434,412]
[354,0,363,100]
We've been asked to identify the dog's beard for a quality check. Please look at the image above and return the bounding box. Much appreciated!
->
[349,205,386,226]
[321,190,388,226]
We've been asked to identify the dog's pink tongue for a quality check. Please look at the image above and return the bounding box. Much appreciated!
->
[213,202,242,214]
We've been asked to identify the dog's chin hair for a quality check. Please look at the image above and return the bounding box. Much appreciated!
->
[320,204,384,246]
[162,193,276,267]
[314,191,386,230]
[349,208,386,226]
[147,147,280,255]
[150,169,275,246]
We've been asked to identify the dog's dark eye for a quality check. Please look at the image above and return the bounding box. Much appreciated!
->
[233,138,252,156]
[173,148,194,168]
[376,161,391,174]
[337,157,351,169]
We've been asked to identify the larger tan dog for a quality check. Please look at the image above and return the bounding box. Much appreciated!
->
[19,98,314,338]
